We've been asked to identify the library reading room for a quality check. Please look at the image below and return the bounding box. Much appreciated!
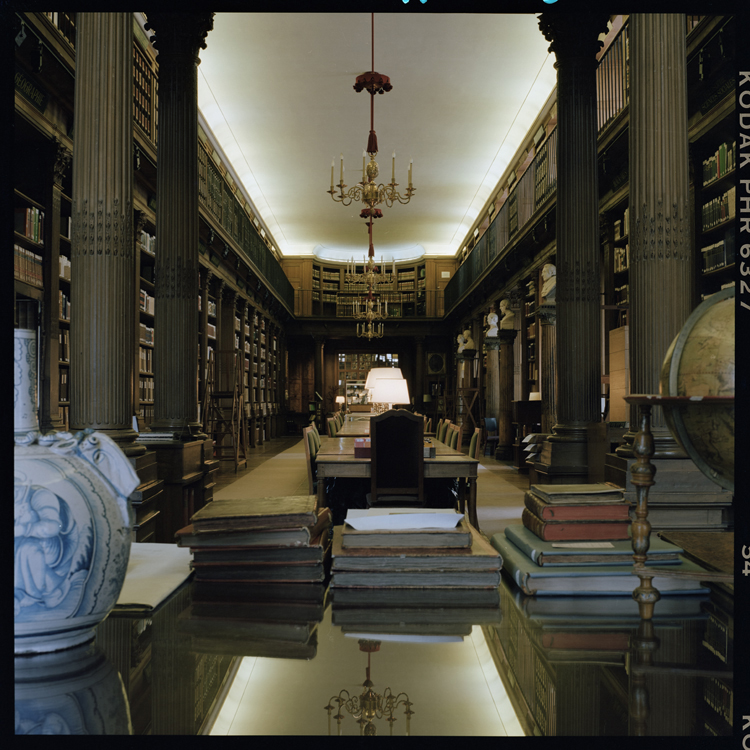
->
[13,10,741,737]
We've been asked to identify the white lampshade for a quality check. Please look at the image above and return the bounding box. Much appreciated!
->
[335,396,345,404]
[364,367,403,390]
[371,378,410,406]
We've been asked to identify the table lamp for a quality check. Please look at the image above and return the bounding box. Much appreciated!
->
[364,367,403,390]
[371,378,410,412]
[335,395,345,413]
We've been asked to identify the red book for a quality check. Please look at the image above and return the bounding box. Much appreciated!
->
[522,508,631,542]
[524,491,630,522]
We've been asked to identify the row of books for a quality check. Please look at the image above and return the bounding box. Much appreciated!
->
[175,495,332,659]
[59,253,71,281]
[330,509,502,591]
[139,345,153,374]
[614,282,629,306]
[613,243,629,273]
[701,231,735,273]
[15,207,45,245]
[59,328,70,363]
[14,244,43,288]
[139,322,154,345]
[138,376,154,403]
[613,206,630,240]
[139,230,156,255]
[138,289,155,315]
[701,185,735,231]
[59,367,69,402]
[59,290,71,321]
[702,139,736,186]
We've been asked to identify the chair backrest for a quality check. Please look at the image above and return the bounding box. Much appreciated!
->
[370,409,424,505]
[327,417,337,438]
[302,426,317,495]
[484,417,498,435]
[424,418,432,433]
[468,427,482,459]
[435,418,444,438]
[437,419,451,443]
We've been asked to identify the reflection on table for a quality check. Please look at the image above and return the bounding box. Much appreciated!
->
[15,574,734,736]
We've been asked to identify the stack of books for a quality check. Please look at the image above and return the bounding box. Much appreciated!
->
[329,509,502,590]
[491,526,712,596]
[522,483,631,542]
[491,484,711,596]
[176,495,331,584]
[174,495,331,658]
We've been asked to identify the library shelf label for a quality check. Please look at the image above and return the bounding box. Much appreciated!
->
[14,331,140,655]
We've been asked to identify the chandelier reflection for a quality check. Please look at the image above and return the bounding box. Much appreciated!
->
[324,640,413,735]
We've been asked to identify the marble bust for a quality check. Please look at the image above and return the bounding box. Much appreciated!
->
[457,329,475,353]
[541,263,556,302]
[486,309,499,337]
[499,298,515,330]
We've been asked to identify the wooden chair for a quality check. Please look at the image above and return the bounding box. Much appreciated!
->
[437,419,451,443]
[447,423,463,451]
[302,425,317,495]
[468,427,482,460]
[424,417,432,433]
[435,418,444,439]
[369,409,425,506]
[484,417,499,457]
[326,417,338,437]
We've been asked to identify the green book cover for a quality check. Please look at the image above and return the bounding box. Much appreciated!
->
[190,495,317,531]
[491,531,711,596]
[504,524,682,567]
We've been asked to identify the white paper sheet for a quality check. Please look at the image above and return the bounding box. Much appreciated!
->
[345,509,464,531]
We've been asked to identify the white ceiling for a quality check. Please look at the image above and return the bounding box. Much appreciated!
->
[197,13,556,262]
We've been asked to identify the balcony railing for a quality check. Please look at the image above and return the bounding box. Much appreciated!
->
[596,23,629,132]
[443,19,641,315]
[294,289,443,319]
[444,127,558,313]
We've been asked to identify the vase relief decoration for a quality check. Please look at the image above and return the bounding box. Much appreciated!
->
[14,328,140,655]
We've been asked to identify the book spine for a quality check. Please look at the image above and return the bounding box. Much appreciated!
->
[522,508,630,541]
[525,492,629,521]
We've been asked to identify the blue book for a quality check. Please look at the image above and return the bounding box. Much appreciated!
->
[504,524,683,567]
[491,532,711,596]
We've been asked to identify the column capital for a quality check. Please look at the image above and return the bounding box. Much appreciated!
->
[538,13,609,64]
[51,137,72,188]
[485,338,501,351]
[538,301,558,324]
[144,12,214,63]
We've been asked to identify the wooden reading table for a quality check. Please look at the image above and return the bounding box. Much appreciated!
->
[315,436,480,530]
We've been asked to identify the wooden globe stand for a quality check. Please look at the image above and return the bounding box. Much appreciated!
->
[626,395,735,619]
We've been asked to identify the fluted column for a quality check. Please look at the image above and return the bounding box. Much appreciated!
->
[70,13,143,455]
[618,14,692,458]
[313,336,325,428]
[497,330,517,459]
[485,335,500,431]
[537,13,609,476]
[414,337,425,411]
[198,267,212,409]
[145,12,214,435]
[538,302,558,434]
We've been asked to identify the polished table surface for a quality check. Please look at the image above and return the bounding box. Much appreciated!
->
[14,574,733,736]
[315,435,480,529]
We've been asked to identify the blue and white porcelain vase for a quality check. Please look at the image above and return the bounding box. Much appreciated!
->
[15,641,132,734]
[14,328,140,654]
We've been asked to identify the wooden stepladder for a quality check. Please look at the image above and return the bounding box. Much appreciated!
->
[203,350,247,472]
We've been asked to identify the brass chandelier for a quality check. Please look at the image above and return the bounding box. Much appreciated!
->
[327,13,416,338]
